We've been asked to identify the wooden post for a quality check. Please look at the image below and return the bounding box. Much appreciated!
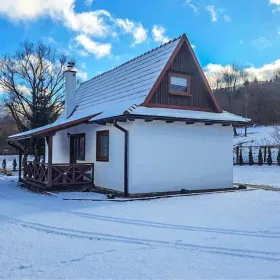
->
[18,150,22,182]
[46,135,53,188]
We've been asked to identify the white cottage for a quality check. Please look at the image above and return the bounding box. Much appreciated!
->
[9,33,249,196]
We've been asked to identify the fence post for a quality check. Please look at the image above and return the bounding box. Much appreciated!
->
[264,146,267,163]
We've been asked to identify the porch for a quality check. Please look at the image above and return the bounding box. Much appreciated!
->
[22,161,94,190]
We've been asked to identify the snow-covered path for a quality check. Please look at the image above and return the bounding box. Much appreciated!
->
[0,176,280,279]
[234,165,280,188]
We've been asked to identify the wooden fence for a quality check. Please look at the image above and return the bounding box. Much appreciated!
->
[233,145,280,165]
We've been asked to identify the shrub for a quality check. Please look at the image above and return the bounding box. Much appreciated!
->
[249,147,254,165]
[239,149,243,165]
[258,148,263,165]
[13,159,17,171]
[267,147,273,165]
[277,149,280,166]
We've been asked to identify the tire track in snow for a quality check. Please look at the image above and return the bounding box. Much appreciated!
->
[0,190,279,240]
[0,213,280,262]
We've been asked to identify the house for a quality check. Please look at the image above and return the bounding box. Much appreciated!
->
[8,33,249,196]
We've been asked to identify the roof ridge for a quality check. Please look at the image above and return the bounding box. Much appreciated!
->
[81,35,182,85]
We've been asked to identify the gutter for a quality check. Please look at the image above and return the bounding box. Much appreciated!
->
[113,119,129,197]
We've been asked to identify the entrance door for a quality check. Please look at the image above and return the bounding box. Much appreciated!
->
[69,134,86,163]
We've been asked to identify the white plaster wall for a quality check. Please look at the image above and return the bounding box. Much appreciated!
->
[46,120,233,194]
[46,123,130,192]
[128,121,233,193]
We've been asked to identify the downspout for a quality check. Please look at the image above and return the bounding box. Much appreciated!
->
[7,141,24,182]
[113,120,129,197]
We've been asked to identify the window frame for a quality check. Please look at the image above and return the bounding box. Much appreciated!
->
[70,133,86,162]
[96,130,109,162]
[168,72,191,96]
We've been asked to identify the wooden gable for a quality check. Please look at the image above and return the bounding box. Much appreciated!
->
[143,35,222,113]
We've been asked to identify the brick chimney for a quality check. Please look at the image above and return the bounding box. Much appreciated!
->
[64,62,76,118]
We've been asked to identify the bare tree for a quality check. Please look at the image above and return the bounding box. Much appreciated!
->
[0,41,70,160]
[219,62,248,136]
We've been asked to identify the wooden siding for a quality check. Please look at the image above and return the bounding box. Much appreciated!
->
[149,42,216,111]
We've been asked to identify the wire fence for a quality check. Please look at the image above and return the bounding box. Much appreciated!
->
[233,145,280,165]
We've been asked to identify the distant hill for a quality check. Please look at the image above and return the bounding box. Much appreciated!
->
[214,80,280,125]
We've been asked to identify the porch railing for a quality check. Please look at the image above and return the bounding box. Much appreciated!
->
[23,161,94,187]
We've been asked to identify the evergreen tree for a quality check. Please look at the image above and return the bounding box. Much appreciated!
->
[249,147,254,165]
[2,158,6,170]
[239,149,243,165]
[258,148,263,165]
[13,159,17,171]
[267,147,273,165]
[277,149,280,166]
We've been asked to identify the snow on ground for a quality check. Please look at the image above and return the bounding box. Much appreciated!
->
[234,165,280,188]
[0,175,280,279]
[234,126,278,147]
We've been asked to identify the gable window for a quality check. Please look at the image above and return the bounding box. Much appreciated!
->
[70,134,85,163]
[96,130,109,162]
[169,72,190,96]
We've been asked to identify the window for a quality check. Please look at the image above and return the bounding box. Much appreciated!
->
[70,134,85,162]
[96,130,109,162]
[169,72,190,96]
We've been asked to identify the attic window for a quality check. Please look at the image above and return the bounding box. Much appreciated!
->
[169,73,190,96]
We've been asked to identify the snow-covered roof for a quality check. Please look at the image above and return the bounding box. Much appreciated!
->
[73,37,181,115]
[8,34,249,140]
[9,37,182,139]
[127,107,250,123]
[90,106,250,124]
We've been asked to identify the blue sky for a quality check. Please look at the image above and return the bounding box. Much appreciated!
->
[0,0,279,82]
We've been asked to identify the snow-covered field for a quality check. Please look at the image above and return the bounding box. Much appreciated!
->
[234,126,278,147]
[234,165,280,188]
[0,175,280,279]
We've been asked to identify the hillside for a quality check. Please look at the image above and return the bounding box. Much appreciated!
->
[234,126,278,146]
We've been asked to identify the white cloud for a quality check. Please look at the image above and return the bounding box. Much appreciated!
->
[224,15,231,22]
[206,5,217,22]
[204,60,280,85]
[185,0,198,14]
[0,0,72,20]
[63,9,112,37]
[41,36,58,44]
[80,62,87,69]
[152,25,169,44]
[77,70,88,81]
[115,18,148,46]
[75,34,111,58]
[251,36,272,49]
[269,0,280,12]
[84,0,93,6]
[0,0,148,46]
[191,44,196,48]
